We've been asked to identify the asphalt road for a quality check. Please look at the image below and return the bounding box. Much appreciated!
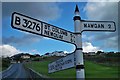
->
[1,63,32,80]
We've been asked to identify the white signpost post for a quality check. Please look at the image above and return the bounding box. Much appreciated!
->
[11,5,116,80]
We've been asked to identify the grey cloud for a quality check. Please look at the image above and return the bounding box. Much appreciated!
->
[2,34,43,46]
[93,33,117,41]
[2,2,61,21]
[84,2,118,21]
[84,2,118,49]
[101,36,118,49]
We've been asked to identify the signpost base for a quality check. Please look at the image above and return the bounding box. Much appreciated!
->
[76,69,85,79]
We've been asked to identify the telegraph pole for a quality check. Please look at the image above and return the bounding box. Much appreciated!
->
[73,5,85,79]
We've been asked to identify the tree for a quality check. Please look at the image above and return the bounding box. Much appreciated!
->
[96,51,103,55]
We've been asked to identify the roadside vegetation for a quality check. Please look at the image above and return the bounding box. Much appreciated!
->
[25,54,119,78]
[1,52,119,78]
[25,60,76,78]
[84,52,120,66]
[2,57,11,71]
[0,58,2,71]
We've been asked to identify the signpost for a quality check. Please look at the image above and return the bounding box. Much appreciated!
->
[73,5,116,79]
[11,5,116,80]
[11,12,76,44]
[48,53,75,73]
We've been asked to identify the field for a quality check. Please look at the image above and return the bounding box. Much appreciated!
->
[25,60,119,78]
[85,61,119,78]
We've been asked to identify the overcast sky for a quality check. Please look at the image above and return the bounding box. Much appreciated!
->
[1,0,119,57]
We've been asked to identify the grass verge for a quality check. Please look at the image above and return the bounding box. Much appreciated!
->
[25,60,119,78]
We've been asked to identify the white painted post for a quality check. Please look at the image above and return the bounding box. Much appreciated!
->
[73,5,85,80]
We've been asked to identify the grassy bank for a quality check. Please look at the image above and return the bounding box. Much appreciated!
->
[85,61,119,78]
[25,60,119,78]
[25,60,76,78]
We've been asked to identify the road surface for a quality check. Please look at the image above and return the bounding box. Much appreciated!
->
[1,63,32,80]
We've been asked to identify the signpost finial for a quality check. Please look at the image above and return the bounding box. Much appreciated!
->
[74,5,81,21]
[75,5,79,12]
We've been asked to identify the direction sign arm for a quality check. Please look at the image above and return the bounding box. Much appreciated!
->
[81,20,116,33]
[11,12,76,45]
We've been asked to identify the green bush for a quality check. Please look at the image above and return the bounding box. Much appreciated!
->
[2,58,11,70]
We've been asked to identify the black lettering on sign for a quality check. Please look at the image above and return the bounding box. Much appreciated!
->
[84,23,87,28]
[22,18,41,31]
[32,22,36,30]
[52,27,68,36]
[108,24,111,29]
[36,24,40,31]
[94,24,97,28]
[44,24,47,29]
[48,25,50,30]
[70,33,75,43]
[44,24,50,30]
[88,24,90,28]
[27,21,33,29]
[52,27,55,32]
[61,30,68,36]
[22,19,28,28]
[44,30,49,36]
[101,24,104,28]
[90,24,94,28]
[15,16,21,25]
[59,35,63,40]
[50,31,53,36]
[84,23,104,28]
[52,27,59,33]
